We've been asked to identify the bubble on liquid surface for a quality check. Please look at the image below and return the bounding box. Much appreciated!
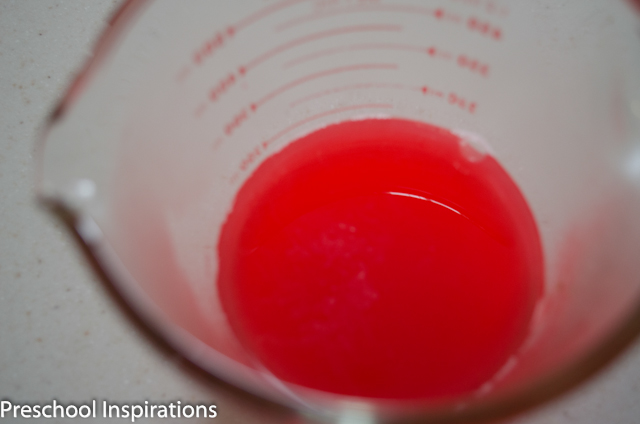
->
[453,129,494,163]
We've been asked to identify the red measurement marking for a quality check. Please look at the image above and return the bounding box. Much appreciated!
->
[240,144,265,171]
[242,25,402,73]
[183,0,314,78]
[225,109,249,136]
[193,28,235,66]
[210,73,237,102]
[448,92,477,113]
[262,103,391,149]
[237,103,392,173]
[467,16,502,40]
[219,118,543,399]
[421,86,476,113]
[223,68,396,137]
[427,46,453,60]
[285,43,426,68]
[426,48,489,77]
[433,7,462,23]
[290,82,413,107]
[276,4,435,31]
[234,0,313,32]
[254,63,397,109]
[421,86,444,98]
[457,54,490,77]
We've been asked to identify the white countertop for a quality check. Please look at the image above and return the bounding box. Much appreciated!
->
[1,1,640,423]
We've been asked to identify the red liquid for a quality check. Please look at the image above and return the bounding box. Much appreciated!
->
[218,118,543,399]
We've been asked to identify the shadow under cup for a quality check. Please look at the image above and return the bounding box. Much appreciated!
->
[38,0,640,422]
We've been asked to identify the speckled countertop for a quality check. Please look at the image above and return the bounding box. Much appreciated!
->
[1,1,640,423]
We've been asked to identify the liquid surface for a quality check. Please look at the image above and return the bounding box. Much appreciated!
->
[218,118,543,399]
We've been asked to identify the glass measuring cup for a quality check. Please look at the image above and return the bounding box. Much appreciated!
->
[37,0,640,422]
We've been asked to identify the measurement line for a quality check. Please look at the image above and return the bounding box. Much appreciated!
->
[253,63,398,109]
[241,25,402,73]
[427,46,453,59]
[284,43,424,68]
[234,0,313,32]
[276,4,436,31]
[261,103,393,149]
[290,82,416,107]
